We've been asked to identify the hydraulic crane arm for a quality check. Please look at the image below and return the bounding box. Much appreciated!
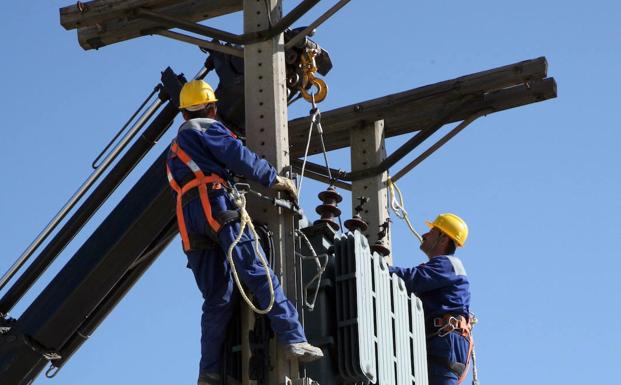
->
[0,147,178,385]
[0,68,188,385]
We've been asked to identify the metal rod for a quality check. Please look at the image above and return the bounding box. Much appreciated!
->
[292,158,343,181]
[268,0,320,33]
[291,160,352,190]
[285,0,351,49]
[137,8,244,44]
[92,86,160,169]
[156,30,244,57]
[194,56,215,80]
[391,110,490,183]
[245,0,320,44]
[0,97,163,294]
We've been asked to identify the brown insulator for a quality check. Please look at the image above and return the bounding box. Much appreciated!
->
[345,196,370,232]
[370,218,391,257]
[345,215,368,232]
[370,242,391,257]
[314,185,342,231]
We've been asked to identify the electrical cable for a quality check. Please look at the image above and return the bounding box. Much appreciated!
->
[312,106,344,229]
[387,176,423,243]
[296,99,344,229]
[296,230,328,311]
[297,108,319,197]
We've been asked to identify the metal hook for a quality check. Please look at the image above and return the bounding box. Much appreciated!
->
[45,364,60,379]
[301,78,328,104]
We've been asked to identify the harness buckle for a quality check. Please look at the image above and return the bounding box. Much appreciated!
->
[233,183,250,194]
[437,316,458,337]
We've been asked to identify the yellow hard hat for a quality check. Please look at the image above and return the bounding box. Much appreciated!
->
[425,213,469,247]
[179,80,218,110]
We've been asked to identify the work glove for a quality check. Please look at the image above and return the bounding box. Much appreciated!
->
[272,176,299,202]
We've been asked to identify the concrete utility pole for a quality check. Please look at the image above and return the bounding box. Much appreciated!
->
[243,1,300,384]
[350,120,392,264]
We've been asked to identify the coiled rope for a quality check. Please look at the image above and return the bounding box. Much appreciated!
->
[227,192,275,314]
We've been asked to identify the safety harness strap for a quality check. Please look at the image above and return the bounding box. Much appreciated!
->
[427,314,475,384]
[187,233,218,250]
[166,140,228,252]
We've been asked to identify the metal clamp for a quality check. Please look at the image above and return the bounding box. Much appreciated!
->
[235,183,303,217]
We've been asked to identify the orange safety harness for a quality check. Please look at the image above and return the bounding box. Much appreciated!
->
[428,314,475,384]
[166,140,229,252]
[166,137,277,314]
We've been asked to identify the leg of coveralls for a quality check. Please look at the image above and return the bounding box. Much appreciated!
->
[218,221,307,345]
[427,333,470,385]
[186,248,239,376]
[428,373,458,385]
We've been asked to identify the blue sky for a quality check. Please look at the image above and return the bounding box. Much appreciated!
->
[1,1,619,384]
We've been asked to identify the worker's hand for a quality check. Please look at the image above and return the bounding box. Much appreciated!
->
[272,176,298,202]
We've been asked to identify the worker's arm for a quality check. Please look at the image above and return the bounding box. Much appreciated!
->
[179,122,277,187]
[389,257,457,294]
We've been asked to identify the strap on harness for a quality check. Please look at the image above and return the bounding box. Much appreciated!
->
[179,188,242,251]
[427,314,475,385]
[166,140,228,252]
[187,233,218,250]
[429,314,472,338]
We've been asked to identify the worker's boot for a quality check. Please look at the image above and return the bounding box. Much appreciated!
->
[284,342,324,362]
[197,373,221,385]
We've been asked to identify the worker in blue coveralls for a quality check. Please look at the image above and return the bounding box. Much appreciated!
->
[166,80,323,385]
[389,213,473,385]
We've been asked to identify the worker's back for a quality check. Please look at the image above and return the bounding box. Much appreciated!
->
[391,255,470,320]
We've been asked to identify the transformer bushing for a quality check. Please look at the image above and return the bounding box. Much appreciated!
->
[370,219,391,257]
[314,185,342,231]
[344,196,369,233]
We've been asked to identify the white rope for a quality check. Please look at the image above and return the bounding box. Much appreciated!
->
[470,315,480,385]
[387,177,423,243]
[226,193,275,314]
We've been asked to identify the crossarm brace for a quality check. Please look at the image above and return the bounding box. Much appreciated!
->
[292,109,486,184]
[137,0,314,44]
[135,0,350,51]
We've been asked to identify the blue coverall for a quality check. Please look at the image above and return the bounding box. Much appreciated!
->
[167,118,306,376]
[389,255,471,385]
